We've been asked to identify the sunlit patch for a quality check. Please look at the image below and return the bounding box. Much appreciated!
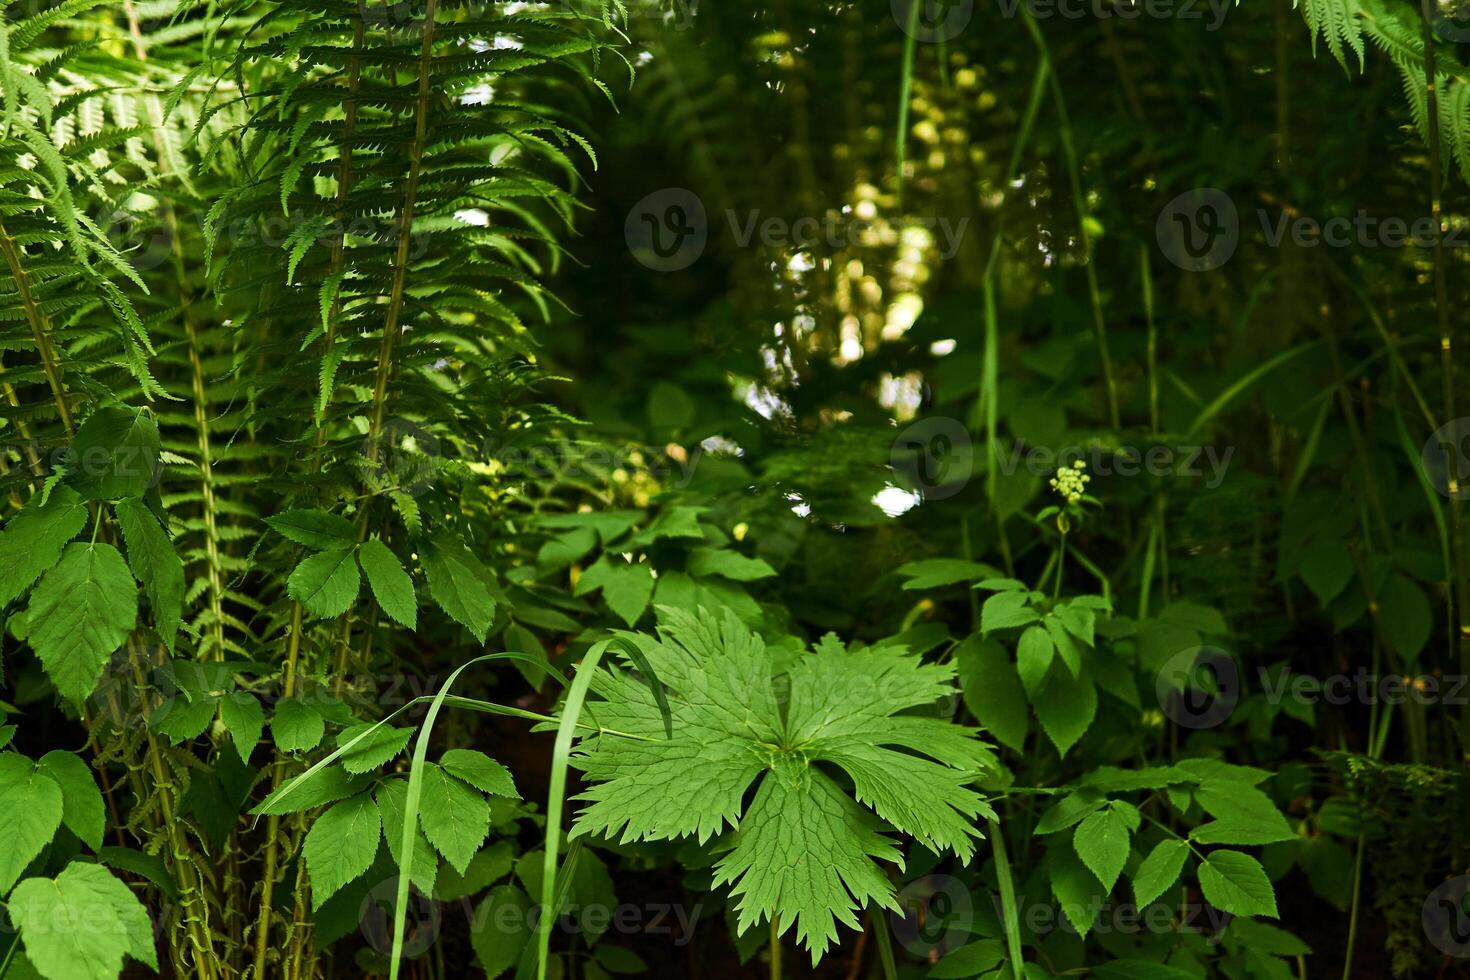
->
[873,484,921,517]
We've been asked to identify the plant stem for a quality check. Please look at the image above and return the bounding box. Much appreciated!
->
[989,817,1026,977]
[1417,0,1470,858]
[769,916,781,980]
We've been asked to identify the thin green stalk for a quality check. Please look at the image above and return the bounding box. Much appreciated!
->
[1417,0,1470,854]
[871,911,898,980]
[769,916,781,980]
[1019,12,1118,430]
[536,639,615,980]
[895,0,920,200]
[988,817,1025,977]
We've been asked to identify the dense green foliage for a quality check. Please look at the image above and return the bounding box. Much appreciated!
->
[0,0,1467,978]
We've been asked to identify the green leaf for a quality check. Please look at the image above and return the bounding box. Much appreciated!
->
[272,699,326,753]
[1016,625,1054,698]
[1032,664,1096,756]
[0,754,64,894]
[9,863,158,979]
[575,556,654,627]
[928,939,1005,978]
[470,884,532,977]
[687,548,777,582]
[954,634,1028,751]
[981,590,1038,635]
[1191,783,1295,845]
[1073,805,1132,892]
[1379,572,1431,661]
[420,762,491,874]
[1197,849,1278,918]
[66,407,160,501]
[114,497,184,652]
[265,509,357,550]
[149,695,218,744]
[423,532,497,643]
[337,723,413,774]
[895,559,1000,590]
[36,751,103,851]
[288,548,360,619]
[1041,614,1083,677]
[220,692,264,763]
[0,487,88,607]
[1132,839,1189,907]
[358,537,417,629]
[441,749,519,798]
[1049,848,1104,938]
[1034,788,1105,835]
[1299,541,1353,605]
[26,542,137,703]
[375,779,438,897]
[251,765,367,816]
[304,793,381,909]
[571,608,992,962]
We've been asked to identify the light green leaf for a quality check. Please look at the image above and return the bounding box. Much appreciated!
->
[981,590,1038,635]
[358,537,417,629]
[304,793,381,909]
[688,548,776,582]
[272,699,326,753]
[66,407,160,501]
[575,556,654,627]
[1032,665,1096,756]
[1016,625,1054,699]
[420,762,491,874]
[288,548,360,619]
[895,559,1000,590]
[423,533,497,643]
[114,497,184,652]
[375,779,438,897]
[1132,839,1189,907]
[265,509,356,550]
[9,863,158,979]
[441,749,519,798]
[0,487,88,607]
[1197,849,1278,918]
[337,723,413,774]
[0,754,63,894]
[36,751,103,851]
[1073,805,1132,892]
[1049,848,1104,938]
[220,692,264,763]
[1042,614,1083,677]
[27,542,137,703]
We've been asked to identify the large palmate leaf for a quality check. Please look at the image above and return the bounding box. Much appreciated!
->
[571,608,995,961]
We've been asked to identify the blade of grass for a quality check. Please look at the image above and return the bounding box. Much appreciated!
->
[534,636,616,980]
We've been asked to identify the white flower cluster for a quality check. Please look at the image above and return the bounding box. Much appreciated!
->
[1049,460,1090,504]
